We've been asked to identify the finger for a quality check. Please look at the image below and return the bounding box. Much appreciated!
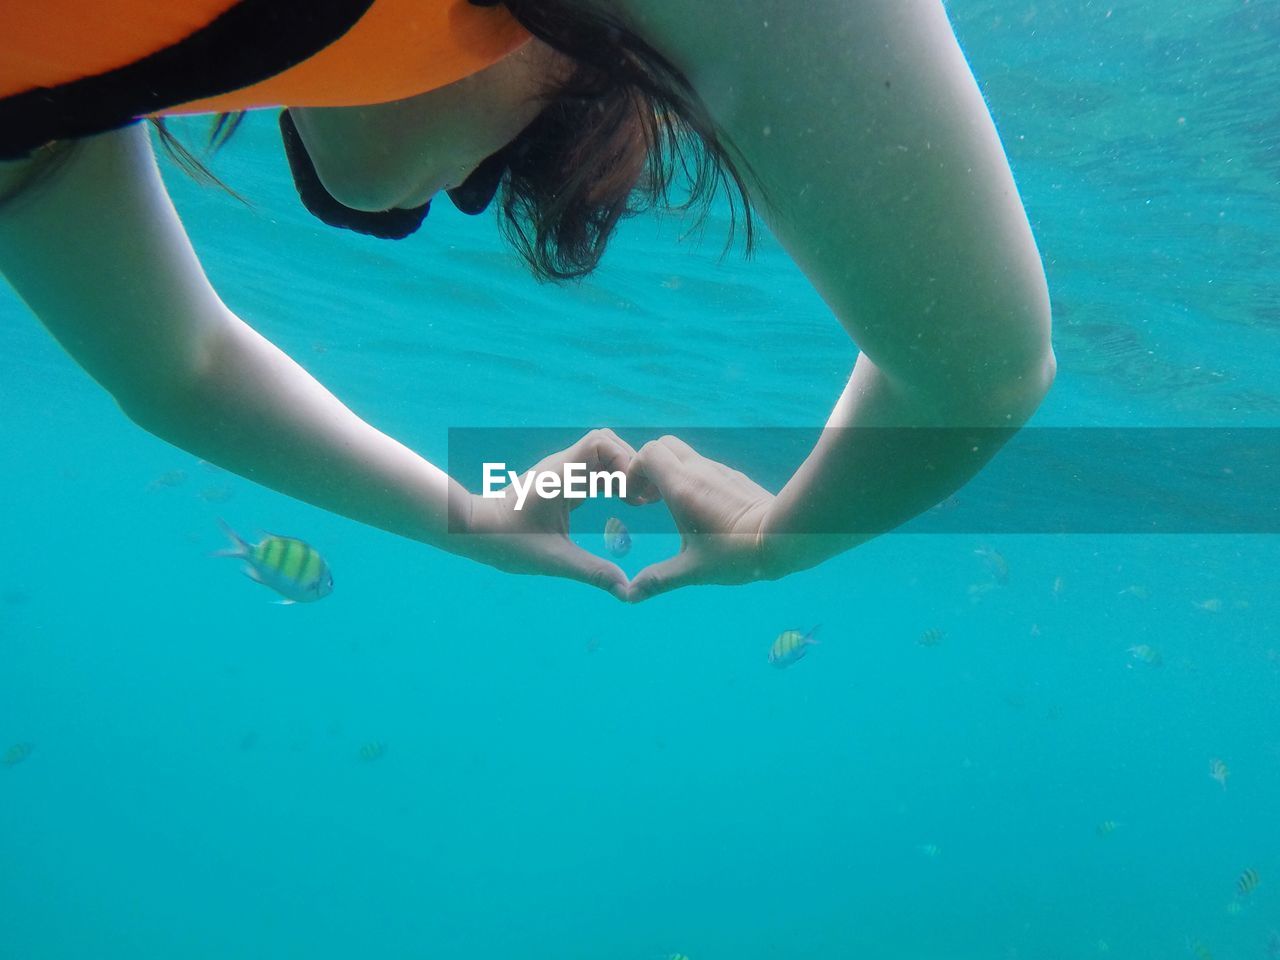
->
[571,428,634,475]
[602,429,641,464]
[615,432,659,504]
[655,434,700,463]
[626,435,704,505]
[627,550,700,603]
[626,478,661,507]
[576,428,658,506]
[627,439,686,505]
[544,539,630,602]
[529,429,619,479]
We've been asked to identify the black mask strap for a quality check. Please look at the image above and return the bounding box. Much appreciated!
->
[446,146,511,215]
[279,109,431,240]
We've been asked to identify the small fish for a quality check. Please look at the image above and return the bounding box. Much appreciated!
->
[1224,900,1242,916]
[918,628,945,647]
[1052,576,1066,598]
[1096,820,1120,837]
[1118,584,1150,600]
[585,636,601,655]
[1236,867,1260,898]
[1029,623,1042,637]
[214,520,333,604]
[3,742,33,766]
[198,485,235,504]
[1096,940,1110,954]
[768,625,821,668]
[974,545,1009,584]
[917,843,942,858]
[603,516,631,558]
[147,468,188,491]
[1209,758,1229,789]
[1266,928,1280,959]
[358,741,387,763]
[1193,598,1223,613]
[1186,938,1213,960]
[1127,644,1163,667]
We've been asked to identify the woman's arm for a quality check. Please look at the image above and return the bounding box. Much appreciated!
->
[622,0,1056,597]
[0,124,629,597]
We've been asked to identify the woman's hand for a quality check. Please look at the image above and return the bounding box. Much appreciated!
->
[623,436,777,602]
[461,428,652,601]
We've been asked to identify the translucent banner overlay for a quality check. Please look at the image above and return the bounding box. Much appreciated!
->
[447,428,1280,535]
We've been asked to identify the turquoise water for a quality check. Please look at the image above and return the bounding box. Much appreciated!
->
[2,1,1278,958]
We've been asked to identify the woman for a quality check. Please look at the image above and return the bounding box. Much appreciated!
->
[0,0,1055,602]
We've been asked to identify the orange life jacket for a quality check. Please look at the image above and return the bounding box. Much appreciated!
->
[0,0,530,158]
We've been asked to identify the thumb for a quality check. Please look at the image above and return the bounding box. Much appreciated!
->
[545,540,630,602]
[627,550,700,603]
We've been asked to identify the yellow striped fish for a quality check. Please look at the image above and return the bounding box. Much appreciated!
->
[1096,820,1120,837]
[359,741,387,763]
[3,742,33,766]
[215,520,333,604]
[1237,867,1260,898]
[769,625,821,668]
[1186,938,1213,960]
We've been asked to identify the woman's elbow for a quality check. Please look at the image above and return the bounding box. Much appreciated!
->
[110,316,230,435]
[927,297,1057,426]
[112,372,202,438]
[108,333,224,439]
[1000,279,1057,420]
[997,342,1056,424]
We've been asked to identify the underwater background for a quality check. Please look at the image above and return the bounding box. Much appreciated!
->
[1,1,1277,958]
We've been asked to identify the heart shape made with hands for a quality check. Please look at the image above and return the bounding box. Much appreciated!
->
[502,428,776,603]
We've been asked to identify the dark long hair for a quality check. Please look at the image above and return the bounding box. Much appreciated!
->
[492,0,755,279]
